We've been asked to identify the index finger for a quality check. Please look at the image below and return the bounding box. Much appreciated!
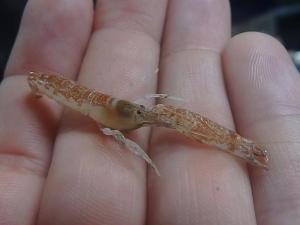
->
[0,0,93,224]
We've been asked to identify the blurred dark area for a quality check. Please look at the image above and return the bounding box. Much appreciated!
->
[0,0,27,82]
[0,0,299,83]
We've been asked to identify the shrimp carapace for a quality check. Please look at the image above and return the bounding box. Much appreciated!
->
[151,104,269,170]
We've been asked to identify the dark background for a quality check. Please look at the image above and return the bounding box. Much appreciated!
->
[1,0,300,82]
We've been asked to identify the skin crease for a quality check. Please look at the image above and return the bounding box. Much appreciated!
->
[1,1,300,225]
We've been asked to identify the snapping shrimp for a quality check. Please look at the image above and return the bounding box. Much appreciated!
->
[27,71,269,177]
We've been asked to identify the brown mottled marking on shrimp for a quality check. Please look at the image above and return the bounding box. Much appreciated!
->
[28,71,110,108]
[151,104,269,170]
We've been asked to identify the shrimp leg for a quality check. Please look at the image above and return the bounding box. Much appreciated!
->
[134,94,185,104]
[28,81,42,98]
[99,126,161,177]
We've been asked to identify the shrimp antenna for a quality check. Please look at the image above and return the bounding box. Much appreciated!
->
[119,68,159,98]
[133,94,186,104]
[119,68,186,104]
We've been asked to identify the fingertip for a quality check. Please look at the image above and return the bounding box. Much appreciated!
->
[224,32,295,71]
[5,0,94,78]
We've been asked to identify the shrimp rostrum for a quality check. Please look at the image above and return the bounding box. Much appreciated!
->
[28,71,269,177]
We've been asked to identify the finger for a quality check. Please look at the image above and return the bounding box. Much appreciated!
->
[5,0,92,78]
[148,0,258,224]
[37,1,168,224]
[0,1,93,224]
[223,32,300,224]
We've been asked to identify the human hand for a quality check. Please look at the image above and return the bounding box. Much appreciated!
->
[1,0,300,224]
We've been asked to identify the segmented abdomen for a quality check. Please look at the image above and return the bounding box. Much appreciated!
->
[28,71,110,115]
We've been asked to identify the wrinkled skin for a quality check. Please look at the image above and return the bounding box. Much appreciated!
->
[1,0,300,224]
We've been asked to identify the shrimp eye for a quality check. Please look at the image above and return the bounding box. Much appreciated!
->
[140,105,145,109]
[137,110,142,115]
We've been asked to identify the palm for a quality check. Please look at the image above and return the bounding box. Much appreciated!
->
[2,1,300,224]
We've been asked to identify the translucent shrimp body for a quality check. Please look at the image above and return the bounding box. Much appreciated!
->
[28,71,269,176]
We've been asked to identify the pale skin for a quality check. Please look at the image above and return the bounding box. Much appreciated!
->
[1,1,300,225]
